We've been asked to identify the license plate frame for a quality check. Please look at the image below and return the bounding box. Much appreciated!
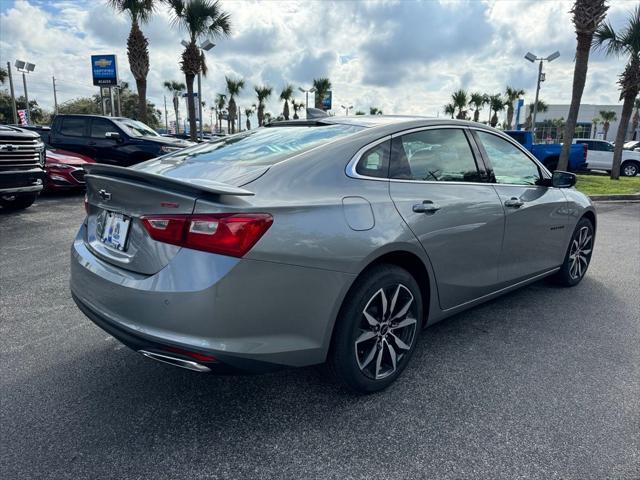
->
[99,211,131,251]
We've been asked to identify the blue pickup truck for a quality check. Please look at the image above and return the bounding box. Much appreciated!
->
[505,130,588,172]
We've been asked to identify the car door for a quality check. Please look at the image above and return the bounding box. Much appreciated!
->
[579,140,610,170]
[388,127,505,310]
[88,118,128,165]
[473,130,569,285]
[51,116,91,156]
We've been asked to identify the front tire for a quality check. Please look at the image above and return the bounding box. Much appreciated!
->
[553,218,594,287]
[329,264,423,393]
[0,193,38,210]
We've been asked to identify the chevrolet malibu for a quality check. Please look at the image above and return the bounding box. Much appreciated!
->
[71,117,596,393]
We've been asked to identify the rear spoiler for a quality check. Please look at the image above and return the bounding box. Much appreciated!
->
[83,163,255,196]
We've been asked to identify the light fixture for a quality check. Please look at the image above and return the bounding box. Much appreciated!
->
[546,51,560,62]
[200,40,215,51]
[524,52,537,63]
[180,40,189,48]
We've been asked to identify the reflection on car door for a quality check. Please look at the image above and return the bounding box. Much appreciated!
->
[387,127,505,310]
[474,130,569,285]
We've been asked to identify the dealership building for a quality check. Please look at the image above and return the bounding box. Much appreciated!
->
[529,104,639,142]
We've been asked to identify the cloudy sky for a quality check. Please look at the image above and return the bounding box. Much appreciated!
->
[0,0,635,125]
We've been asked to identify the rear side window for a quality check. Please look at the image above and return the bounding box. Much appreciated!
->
[91,118,117,138]
[60,117,88,137]
[390,128,481,182]
[355,141,390,178]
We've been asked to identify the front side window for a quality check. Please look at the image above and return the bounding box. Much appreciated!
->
[476,131,540,185]
[91,119,117,139]
[60,117,88,137]
[355,141,390,178]
[390,128,481,182]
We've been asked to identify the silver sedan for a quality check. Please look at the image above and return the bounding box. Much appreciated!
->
[71,116,596,393]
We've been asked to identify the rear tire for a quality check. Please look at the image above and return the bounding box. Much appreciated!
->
[329,264,423,394]
[621,161,639,177]
[553,217,594,287]
[0,193,38,210]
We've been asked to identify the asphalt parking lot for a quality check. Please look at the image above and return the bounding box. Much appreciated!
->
[1,194,639,480]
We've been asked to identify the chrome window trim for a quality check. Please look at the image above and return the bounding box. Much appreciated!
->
[345,123,554,187]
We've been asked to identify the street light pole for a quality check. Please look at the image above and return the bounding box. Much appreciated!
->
[525,51,560,139]
[7,62,18,124]
[197,71,203,140]
[15,60,35,125]
[341,105,353,116]
[52,76,58,115]
[298,86,316,111]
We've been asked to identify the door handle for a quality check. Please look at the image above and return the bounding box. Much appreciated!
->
[504,197,525,208]
[412,200,441,214]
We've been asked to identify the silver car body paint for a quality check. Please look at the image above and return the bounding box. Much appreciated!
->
[70,117,596,369]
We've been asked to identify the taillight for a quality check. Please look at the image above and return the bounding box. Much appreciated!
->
[140,213,273,257]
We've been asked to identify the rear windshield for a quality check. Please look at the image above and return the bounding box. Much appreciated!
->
[135,124,363,182]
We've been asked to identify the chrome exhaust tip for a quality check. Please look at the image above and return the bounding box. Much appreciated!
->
[138,350,211,373]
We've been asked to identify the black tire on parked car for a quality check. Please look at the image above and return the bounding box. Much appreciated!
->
[0,193,38,210]
[329,264,423,393]
[553,217,594,287]
[621,160,639,177]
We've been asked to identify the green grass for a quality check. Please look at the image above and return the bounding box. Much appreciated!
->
[575,174,640,196]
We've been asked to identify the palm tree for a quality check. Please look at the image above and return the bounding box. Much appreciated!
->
[254,85,272,126]
[504,86,525,129]
[451,89,468,119]
[599,110,617,140]
[369,107,383,115]
[107,0,156,123]
[488,94,505,128]
[167,0,231,141]
[0,67,7,84]
[214,93,226,133]
[280,84,294,120]
[631,98,640,140]
[469,92,487,122]
[443,103,455,119]
[263,112,273,124]
[524,100,548,131]
[163,80,185,133]
[225,76,244,134]
[292,100,304,119]
[244,107,253,130]
[558,0,609,170]
[595,5,640,179]
[312,78,331,110]
[552,117,566,141]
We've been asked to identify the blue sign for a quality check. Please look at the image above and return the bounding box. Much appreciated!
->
[91,54,118,86]
[315,90,332,110]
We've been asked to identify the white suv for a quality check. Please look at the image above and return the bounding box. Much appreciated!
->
[573,139,640,176]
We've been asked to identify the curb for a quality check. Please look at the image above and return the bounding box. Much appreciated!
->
[589,194,640,202]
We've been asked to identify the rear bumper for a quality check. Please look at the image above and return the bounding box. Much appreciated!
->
[0,168,45,194]
[70,224,354,370]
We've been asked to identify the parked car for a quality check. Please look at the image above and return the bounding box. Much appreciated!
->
[71,117,597,393]
[573,138,640,176]
[45,148,95,191]
[49,115,194,166]
[0,125,46,210]
[623,140,640,152]
[505,130,588,171]
[12,124,51,144]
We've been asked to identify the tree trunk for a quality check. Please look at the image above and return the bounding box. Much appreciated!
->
[246,118,250,130]
[315,92,323,110]
[135,78,147,123]
[293,111,299,120]
[172,96,180,133]
[603,123,609,140]
[558,35,592,170]
[228,97,237,134]
[184,74,197,142]
[611,94,636,180]
[490,112,498,128]
[506,105,514,130]
[473,109,479,122]
[283,100,289,120]
[258,104,264,126]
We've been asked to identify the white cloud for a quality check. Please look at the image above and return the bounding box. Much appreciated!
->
[0,0,630,125]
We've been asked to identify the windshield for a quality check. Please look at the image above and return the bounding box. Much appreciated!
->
[135,124,364,183]
[114,118,160,138]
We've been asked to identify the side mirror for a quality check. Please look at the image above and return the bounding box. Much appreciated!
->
[105,131,121,140]
[551,170,576,188]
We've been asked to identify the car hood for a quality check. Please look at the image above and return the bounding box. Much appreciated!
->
[46,148,95,165]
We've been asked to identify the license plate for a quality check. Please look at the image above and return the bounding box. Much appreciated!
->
[99,211,131,251]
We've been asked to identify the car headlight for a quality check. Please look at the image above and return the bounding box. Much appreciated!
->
[160,145,182,153]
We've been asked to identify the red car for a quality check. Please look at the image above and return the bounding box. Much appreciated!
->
[45,148,95,191]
